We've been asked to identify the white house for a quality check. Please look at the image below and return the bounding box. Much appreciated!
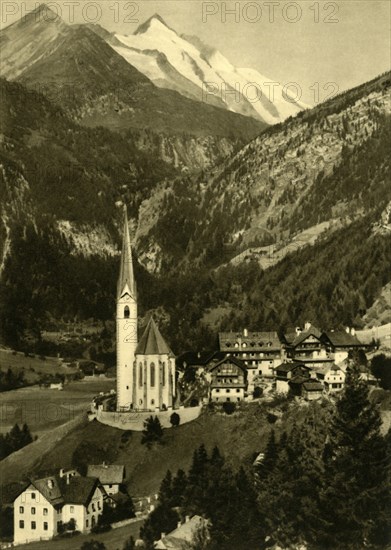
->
[13,470,106,545]
[154,515,208,549]
[315,364,346,393]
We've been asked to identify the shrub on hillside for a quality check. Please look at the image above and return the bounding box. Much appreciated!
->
[222,402,236,415]
[253,386,263,399]
[170,412,180,427]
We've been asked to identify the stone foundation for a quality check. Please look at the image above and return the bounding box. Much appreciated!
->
[96,405,202,431]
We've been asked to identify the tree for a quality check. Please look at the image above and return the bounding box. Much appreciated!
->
[141,416,164,447]
[318,364,390,549]
[122,536,136,550]
[255,430,277,480]
[169,412,180,427]
[371,353,391,390]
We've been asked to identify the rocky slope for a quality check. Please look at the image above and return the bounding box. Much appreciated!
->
[135,72,391,272]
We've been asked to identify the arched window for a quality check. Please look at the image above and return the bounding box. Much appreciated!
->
[162,362,166,386]
[124,306,130,319]
[139,363,143,387]
[150,363,156,387]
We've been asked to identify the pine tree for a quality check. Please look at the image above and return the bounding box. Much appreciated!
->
[171,469,187,507]
[256,430,278,480]
[158,470,173,507]
[318,364,390,549]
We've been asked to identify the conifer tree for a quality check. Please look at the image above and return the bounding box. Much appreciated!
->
[318,364,390,549]
[171,469,187,507]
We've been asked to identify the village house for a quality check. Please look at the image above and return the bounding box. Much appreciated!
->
[315,364,346,393]
[274,362,312,394]
[321,328,369,364]
[87,463,125,497]
[13,469,106,545]
[301,380,324,401]
[154,515,208,549]
[219,329,284,391]
[283,323,333,368]
[208,356,247,402]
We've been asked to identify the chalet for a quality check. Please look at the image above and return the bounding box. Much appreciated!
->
[154,515,208,549]
[321,328,369,364]
[315,364,346,393]
[13,470,106,545]
[219,329,284,391]
[274,362,312,394]
[208,356,247,402]
[283,323,332,367]
[87,464,125,497]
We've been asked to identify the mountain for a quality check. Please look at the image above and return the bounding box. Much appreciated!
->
[136,72,391,273]
[107,14,306,124]
[0,4,265,144]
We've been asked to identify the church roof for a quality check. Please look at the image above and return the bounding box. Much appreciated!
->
[117,206,136,300]
[136,318,173,356]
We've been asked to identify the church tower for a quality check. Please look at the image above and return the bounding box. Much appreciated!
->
[116,206,137,411]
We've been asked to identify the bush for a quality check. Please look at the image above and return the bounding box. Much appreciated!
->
[80,541,107,550]
[222,402,236,415]
[170,412,180,427]
[253,386,263,398]
[267,413,278,424]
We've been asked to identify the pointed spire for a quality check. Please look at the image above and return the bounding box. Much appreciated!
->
[117,205,136,299]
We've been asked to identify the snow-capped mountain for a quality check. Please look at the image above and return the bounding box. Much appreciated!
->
[109,14,306,124]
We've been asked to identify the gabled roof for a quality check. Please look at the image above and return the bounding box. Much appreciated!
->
[208,355,246,373]
[136,317,173,356]
[87,464,125,485]
[302,381,324,392]
[117,205,136,300]
[31,477,64,507]
[62,476,101,506]
[274,362,310,373]
[289,374,310,386]
[176,351,216,368]
[322,331,363,347]
[284,325,322,346]
[155,515,207,550]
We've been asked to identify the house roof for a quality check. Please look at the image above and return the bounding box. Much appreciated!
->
[322,331,363,347]
[289,374,310,386]
[208,355,247,373]
[136,317,173,356]
[303,382,324,392]
[155,515,207,549]
[31,477,64,507]
[219,331,282,351]
[284,325,322,346]
[274,362,309,373]
[87,464,125,485]
[62,476,100,506]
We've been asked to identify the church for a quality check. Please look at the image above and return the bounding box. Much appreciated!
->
[116,207,176,412]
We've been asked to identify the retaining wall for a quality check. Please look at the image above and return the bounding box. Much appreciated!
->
[96,405,202,431]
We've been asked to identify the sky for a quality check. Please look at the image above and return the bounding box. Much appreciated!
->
[1,0,390,104]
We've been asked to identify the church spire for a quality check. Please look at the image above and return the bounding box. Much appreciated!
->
[117,205,136,299]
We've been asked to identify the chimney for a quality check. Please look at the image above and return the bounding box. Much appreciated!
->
[177,520,182,529]
[295,327,302,335]
[345,326,350,334]
[304,322,311,331]
[243,328,248,337]
[47,479,54,489]
[161,533,166,539]
[66,473,71,485]
[185,515,190,523]
[59,469,64,478]
[351,328,356,336]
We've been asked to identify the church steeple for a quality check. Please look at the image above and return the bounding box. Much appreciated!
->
[117,206,136,300]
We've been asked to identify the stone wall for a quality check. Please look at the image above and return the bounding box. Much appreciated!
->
[96,405,202,431]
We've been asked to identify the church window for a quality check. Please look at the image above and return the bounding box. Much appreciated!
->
[124,306,130,319]
[150,363,156,387]
[139,399,143,405]
[126,385,129,390]
[139,363,143,386]
[162,362,166,386]
[151,399,155,405]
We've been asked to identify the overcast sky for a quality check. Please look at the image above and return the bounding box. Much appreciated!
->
[2,0,390,104]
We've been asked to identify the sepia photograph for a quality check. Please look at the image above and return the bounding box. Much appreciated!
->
[0,0,390,549]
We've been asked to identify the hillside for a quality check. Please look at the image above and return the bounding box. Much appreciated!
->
[136,72,391,273]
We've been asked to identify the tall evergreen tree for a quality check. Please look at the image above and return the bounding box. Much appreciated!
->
[318,364,390,549]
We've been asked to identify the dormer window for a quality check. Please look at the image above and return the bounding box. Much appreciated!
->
[124,306,130,319]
